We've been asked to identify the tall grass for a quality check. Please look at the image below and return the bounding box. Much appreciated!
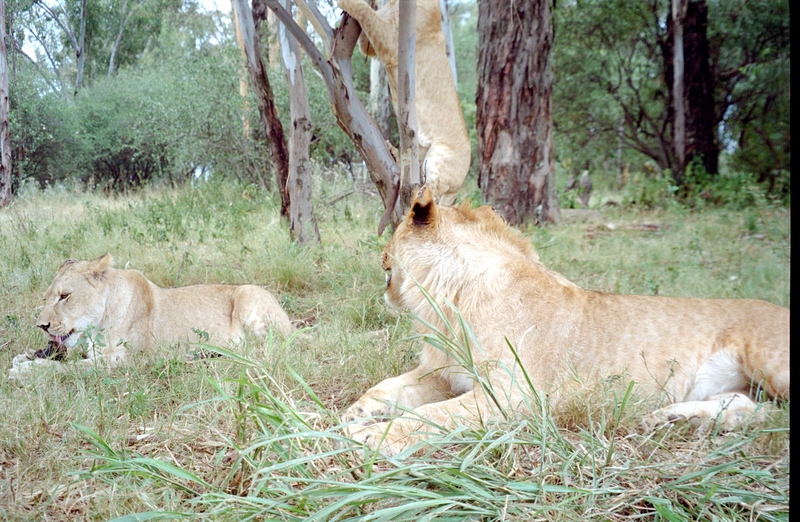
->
[0,173,790,520]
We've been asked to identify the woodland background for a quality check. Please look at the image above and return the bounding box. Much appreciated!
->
[0,0,790,220]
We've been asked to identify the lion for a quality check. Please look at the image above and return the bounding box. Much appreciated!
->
[338,0,471,205]
[8,254,295,382]
[344,187,790,456]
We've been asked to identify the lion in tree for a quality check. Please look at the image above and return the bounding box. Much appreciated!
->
[338,0,471,205]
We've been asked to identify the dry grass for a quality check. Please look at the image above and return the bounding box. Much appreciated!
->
[0,175,790,520]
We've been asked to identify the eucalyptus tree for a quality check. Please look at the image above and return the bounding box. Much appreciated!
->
[265,0,401,234]
[278,0,320,244]
[232,0,291,217]
[1,0,11,206]
[477,0,559,226]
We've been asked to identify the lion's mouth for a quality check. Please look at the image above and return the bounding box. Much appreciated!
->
[49,331,75,346]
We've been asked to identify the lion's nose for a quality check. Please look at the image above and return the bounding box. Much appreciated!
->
[37,322,50,332]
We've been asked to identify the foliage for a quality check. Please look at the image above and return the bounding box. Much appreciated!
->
[73,35,263,190]
[8,68,83,187]
[4,0,789,207]
[622,158,788,211]
[552,0,790,199]
[708,0,790,195]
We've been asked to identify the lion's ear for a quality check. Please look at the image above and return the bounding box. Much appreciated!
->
[409,186,439,228]
[88,253,113,282]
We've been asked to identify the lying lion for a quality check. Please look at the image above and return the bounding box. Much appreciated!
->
[344,187,790,455]
[8,254,295,382]
[338,0,471,205]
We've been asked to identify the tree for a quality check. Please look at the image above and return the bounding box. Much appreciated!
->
[1,0,11,206]
[278,0,319,244]
[554,0,787,195]
[33,0,89,96]
[476,0,559,226]
[368,0,391,140]
[396,0,421,209]
[671,0,686,183]
[665,0,718,184]
[265,0,401,234]
[233,0,291,217]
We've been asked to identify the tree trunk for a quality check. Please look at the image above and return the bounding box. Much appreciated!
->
[279,1,320,244]
[369,57,392,139]
[671,0,686,185]
[397,0,421,210]
[108,0,134,76]
[231,0,252,142]
[476,0,559,226]
[0,0,12,207]
[74,0,87,96]
[234,0,291,218]
[683,0,717,176]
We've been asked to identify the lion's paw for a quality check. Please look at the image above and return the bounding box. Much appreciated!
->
[342,394,399,423]
[639,409,688,432]
[8,357,35,383]
[641,395,764,433]
[11,351,34,367]
[344,421,413,457]
[8,356,59,384]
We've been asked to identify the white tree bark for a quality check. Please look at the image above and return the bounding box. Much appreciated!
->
[397,0,421,209]
[108,0,137,75]
[230,0,252,141]
[74,0,87,95]
[0,0,12,206]
[279,1,320,244]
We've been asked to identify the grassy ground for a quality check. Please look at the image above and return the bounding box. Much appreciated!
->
[0,171,790,520]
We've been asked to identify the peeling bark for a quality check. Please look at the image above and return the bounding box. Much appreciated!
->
[476,0,559,226]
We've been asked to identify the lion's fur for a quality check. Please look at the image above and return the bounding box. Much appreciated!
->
[345,187,790,455]
[338,0,471,204]
[8,254,294,382]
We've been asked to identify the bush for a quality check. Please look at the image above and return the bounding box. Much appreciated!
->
[9,71,83,188]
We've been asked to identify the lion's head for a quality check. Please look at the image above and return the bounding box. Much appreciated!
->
[36,254,113,349]
[381,186,538,313]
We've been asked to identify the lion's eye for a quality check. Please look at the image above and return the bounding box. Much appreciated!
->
[59,293,70,301]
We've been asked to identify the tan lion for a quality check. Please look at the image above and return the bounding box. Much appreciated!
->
[338,0,471,205]
[344,187,790,455]
[8,254,295,382]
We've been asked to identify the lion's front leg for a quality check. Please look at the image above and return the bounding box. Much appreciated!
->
[8,356,61,383]
[346,387,519,456]
[640,393,766,432]
[343,366,451,422]
[7,343,129,384]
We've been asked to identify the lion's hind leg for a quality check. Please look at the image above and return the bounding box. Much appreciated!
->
[232,285,294,339]
[640,392,766,432]
[422,142,470,206]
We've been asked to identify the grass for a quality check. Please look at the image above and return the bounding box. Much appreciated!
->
[0,169,790,520]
